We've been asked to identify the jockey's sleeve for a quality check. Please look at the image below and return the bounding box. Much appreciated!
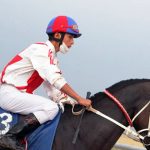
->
[43,81,66,102]
[30,47,67,90]
[43,81,78,104]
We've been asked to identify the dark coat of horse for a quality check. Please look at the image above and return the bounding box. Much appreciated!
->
[53,79,150,150]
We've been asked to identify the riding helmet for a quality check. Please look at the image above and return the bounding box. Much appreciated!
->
[46,16,81,38]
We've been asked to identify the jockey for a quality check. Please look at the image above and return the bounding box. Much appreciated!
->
[0,16,91,150]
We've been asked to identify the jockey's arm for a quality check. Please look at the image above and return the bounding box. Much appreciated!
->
[60,83,91,107]
[29,48,91,107]
[43,81,69,103]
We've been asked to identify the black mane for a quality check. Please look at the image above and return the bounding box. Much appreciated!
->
[91,79,150,101]
[106,79,150,93]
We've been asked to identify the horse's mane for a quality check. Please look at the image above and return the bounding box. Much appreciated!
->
[106,79,150,92]
[91,79,150,101]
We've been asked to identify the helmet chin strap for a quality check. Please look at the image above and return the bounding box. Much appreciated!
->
[49,32,65,46]
[58,33,65,46]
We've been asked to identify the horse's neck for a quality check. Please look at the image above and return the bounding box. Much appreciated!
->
[111,83,150,133]
[111,82,150,113]
[122,83,150,116]
[54,82,150,150]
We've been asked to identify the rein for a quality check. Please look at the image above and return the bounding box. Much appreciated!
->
[87,90,150,145]
[60,90,150,145]
[87,106,144,140]
[104,89,133,126]
[71,90,150,142]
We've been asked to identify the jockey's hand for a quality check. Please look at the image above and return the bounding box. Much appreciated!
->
[78,98,92,107]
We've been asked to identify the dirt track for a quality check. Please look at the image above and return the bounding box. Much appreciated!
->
[115,134,144,148]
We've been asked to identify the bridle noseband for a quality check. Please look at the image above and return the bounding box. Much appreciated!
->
[138,114,150,146]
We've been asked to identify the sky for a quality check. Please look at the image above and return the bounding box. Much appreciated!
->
[0,0,150,97]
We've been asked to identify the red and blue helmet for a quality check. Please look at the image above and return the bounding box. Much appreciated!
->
[46,16,81,38]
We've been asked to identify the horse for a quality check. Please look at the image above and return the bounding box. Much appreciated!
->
[0,79,149,150]
[52,79,150,150]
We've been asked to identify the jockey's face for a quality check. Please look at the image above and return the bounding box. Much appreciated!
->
[52,33,74,52]
[63,33,74,48]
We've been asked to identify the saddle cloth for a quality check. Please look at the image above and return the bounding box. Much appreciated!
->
[0,108,61,150]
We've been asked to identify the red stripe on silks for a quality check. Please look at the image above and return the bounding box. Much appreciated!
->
[48,50,54,64]
[35,42,48,46]
[26,71,44,94]
[16,86,27,90]
[104,89,133,126]
[1,55,23,83]
[16,71,43,94]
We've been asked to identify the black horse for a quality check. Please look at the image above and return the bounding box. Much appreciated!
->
[0,79,149,150]
[53,79,150,150]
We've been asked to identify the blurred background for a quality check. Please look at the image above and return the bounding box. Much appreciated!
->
[1,1,149,149]
[1,0,150,97]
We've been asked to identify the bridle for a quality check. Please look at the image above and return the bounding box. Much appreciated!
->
[88,90,150,147]
[136,110,150,146]
[70,90,150,146]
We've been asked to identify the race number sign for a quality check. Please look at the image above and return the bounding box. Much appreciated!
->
[0,108,18,136]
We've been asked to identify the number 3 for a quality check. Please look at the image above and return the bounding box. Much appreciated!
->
[0,113,12,135]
